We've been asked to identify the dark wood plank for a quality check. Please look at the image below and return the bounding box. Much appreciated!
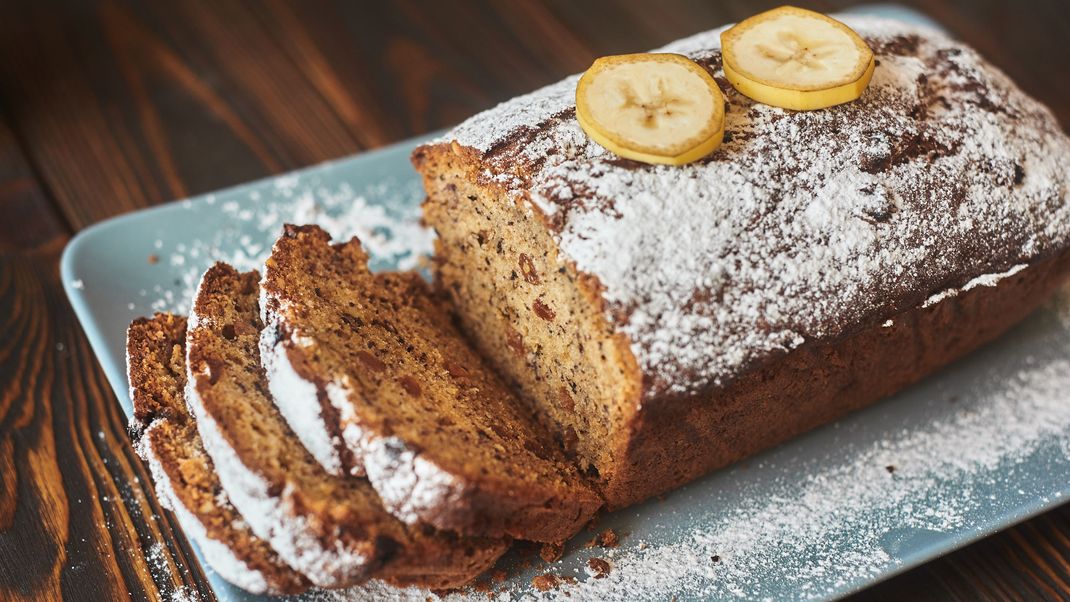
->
[0,1,1069,600]
[0,115,213,600]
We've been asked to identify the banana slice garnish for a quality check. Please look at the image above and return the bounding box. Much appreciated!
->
[721,6,874,111]
[576,53,725,166]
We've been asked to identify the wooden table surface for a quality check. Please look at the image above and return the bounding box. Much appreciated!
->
[1,1,1069,599]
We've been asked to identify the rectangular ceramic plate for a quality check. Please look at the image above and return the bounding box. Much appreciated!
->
[62,6,1070,601]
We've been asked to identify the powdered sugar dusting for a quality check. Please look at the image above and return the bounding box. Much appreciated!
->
[148,175,432,315]
[259,320,348,477]
[920,263,1027,307]
[444,16,1070,398]
[536,364,1070,600]
[185,373,370,589]
[144,542,204,602]
[444,75,580,154]
[356,431,467,526]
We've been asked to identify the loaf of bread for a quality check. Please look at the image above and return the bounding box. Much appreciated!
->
[414,16,1070,508]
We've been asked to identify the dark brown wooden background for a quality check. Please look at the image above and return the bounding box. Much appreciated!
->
[1,1,1069,600]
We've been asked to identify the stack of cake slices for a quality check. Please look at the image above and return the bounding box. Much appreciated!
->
[127,225,601,595]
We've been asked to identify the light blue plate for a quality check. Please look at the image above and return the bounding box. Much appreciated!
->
[62,6,1070,601]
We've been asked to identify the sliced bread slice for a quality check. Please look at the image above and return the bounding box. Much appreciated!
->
[127,313,308,595]
[185,263,507,588]
[259,225,602,544]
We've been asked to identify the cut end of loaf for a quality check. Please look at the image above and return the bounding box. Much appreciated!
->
[415,145,643,497]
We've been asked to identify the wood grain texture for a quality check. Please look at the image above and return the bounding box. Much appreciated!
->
[0,116,212,600]
[0,0,1067,600]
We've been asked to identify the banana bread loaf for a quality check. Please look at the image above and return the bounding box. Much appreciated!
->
[127,313,308,595]
[259,225,601,544]
[413,16,1070,508]
[185,263,507,588]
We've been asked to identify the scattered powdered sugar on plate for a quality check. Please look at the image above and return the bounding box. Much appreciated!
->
[147,174,433,315]
[542,363,1070,600]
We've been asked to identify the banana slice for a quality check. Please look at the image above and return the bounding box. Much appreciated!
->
[721,6,874,111]
[575,53,725,166]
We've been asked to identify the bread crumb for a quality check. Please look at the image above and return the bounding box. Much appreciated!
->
[540,542,564,563]
[532,574,561,592]
[594,528,619,548]
[586,557,611,579]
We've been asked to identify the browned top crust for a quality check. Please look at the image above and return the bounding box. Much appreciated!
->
[419,17,1070,400]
